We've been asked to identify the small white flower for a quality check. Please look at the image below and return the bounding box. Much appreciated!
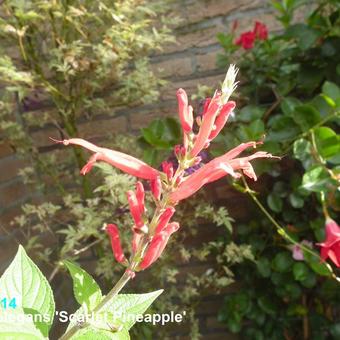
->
[221,64,239,104]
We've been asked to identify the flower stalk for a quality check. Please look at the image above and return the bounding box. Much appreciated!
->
[57,65,283,338]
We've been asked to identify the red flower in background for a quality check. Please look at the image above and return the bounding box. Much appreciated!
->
[317,218,340,267]
[235,21,268,49]
[254,21,268,40]
[235,31,256,49]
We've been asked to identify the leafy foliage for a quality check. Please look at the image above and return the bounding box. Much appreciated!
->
[215,0,340,338]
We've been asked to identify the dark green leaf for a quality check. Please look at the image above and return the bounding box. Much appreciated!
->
[267,193,283,213]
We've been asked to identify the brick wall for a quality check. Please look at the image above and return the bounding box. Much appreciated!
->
[0,0,282,338]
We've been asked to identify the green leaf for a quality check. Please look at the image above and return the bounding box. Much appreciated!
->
[0,309,45,339]
[301,166,331,192]
[293,138,311,160]
[293,262,309,281]
[281,97,301,116]
[285,24,320,50]
[0,245,55,337]
[72,327,130,340]
[256,258,271,278]
[67,290,163,334]
[63,260,102,312]
[303,249,333,277]
[322,81,340,102]
[289,192,304,208]
[293,104,321,130]
[314,127,340,160]
[102,290,163,330]
[272,252,293,273]
[257,296,277,315]
[236,105,265,123]
[247,119,265,139]
[267,193,283,213]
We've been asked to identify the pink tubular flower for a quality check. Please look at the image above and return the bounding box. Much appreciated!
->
[150,176,162,200]
[106,224,127,264]
[139,222,180,270]
[53,138,159,180]
[208,101,235,140]
[127,190,144,229]
[177,88,193,133]
[317,218,340,267]
[190,93,236,158]
[162,161,174,180]
[170,142,275,202]
[254,21,268,40]
[155,207,176,234]
[135,182,145,214]
[235,31,256,49]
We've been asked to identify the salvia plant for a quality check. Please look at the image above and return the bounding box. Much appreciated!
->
[1,65,278,339]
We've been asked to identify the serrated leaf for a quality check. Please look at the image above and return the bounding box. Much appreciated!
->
[0,309,45,339]
[67,290,163,335]
[72,327,130,340]
[63,260,102,312]
[0,245,54,337]
[102,290,163,330]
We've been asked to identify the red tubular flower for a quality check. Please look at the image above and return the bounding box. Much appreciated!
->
[132,231,142,254]
[150,176,162,200]
[202,98,212,115]
[177,88,193,133]
[136,182,145,214]
[155,207,176,234]
[317,218,340,267]
[162,161,174,180]
[139,222,180,270]
[54,138,159,180]
[235,31,256,49]
[127,190,144,229]
[254,21,268,40]
[208,101,235,141]
[190,92,236,158]
[170,142,276,202]
[106,224,127,264]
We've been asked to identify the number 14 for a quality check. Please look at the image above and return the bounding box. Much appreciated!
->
[1,297,17,309]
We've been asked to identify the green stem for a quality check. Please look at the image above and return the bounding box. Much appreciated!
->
[59,270,132,340]
[240,177,318,259]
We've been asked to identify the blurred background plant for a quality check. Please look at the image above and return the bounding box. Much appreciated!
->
[210,0,340,338]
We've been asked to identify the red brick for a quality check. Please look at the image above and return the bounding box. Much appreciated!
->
[78,116,128,139]
[31,127,59,148]
[0,206,22,227]
[196,50,221,72]
[0,180,28,208]
[185,0,264,25]
[161,73,225,101]
[206,316,228,330]
[0,142,14,158]
[201,332,239,340]
[0,156,27,183]
[164,24,225,54]
[152,56,193,78]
